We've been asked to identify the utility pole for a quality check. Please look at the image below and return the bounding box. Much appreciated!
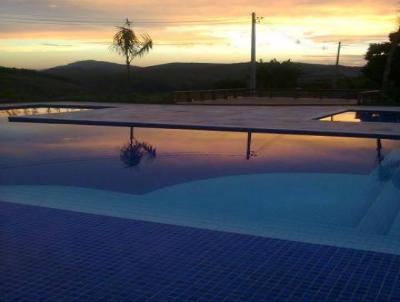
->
[334,41,342,89]
[336,41,342,66]
[250,12,257,95]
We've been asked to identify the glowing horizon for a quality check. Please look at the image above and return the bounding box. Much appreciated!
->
[0,0,398,69]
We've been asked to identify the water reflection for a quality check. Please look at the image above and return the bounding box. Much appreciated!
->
[0,118,400,194]
[120,127,156,168]
[320,111,361,122]
[0,107,89,117]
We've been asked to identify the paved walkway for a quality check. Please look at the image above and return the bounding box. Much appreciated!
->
[177,96,358,106]
[3,103,400,139]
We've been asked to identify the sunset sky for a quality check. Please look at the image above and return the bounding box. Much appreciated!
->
[0,0,398,69]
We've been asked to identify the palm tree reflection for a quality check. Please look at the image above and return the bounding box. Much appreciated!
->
[120,127,156,168]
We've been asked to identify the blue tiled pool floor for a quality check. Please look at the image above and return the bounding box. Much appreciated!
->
[1,201,400,302]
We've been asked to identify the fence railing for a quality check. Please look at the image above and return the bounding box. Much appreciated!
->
[357,90,383,105]
[173,89,250,103]
[174,88,368,103]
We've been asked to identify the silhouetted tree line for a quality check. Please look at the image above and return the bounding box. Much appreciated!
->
[256,59,302,90]
[213,79,247,89]
[363,28,400,100]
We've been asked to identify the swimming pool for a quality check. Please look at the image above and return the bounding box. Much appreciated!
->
[319,110,400,123]
[0,104,110,117]
[1,113,400,255]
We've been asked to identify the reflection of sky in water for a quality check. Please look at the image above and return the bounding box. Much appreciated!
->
[320,111,361,122]
[0,107,89,117]
[1,115,400,194]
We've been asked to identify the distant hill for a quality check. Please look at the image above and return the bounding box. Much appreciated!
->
[46,60,142,75]
[45,61,251,92]
[0,60,364,103]
[296,63,362,87]
[44,60,362,92]
[0,67,84,101]
[296,63,361,81]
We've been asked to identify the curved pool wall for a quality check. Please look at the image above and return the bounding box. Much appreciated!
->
[1,115,400,254]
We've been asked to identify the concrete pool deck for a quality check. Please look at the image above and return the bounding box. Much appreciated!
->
[3,103,400,139]
[177,96,359,106]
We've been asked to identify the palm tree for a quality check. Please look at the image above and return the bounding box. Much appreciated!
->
[111,19,153,83]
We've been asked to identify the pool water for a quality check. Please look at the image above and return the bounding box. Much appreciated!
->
[0,106,91,117]
[319,110,400,123]
[1,114,400,255]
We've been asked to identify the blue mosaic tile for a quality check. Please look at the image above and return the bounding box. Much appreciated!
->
[1,200,400,301]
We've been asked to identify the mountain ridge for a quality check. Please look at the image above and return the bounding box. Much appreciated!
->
[43,60,362,92]
[0,60,365,103]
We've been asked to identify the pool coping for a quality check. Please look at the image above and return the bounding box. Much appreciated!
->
[4,103,400,140]
[8,115,400,140]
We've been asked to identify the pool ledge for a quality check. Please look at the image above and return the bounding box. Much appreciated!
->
[7,104,400,140]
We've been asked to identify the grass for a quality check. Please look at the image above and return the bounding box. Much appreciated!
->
[0,67,174,104]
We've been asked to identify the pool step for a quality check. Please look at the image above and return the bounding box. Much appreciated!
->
[352,181,384,225]
[356,182,400,235]
[388,205,400,237]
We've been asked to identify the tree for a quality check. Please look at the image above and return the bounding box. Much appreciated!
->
[213,79,246,89]
[257,59,301,89]
[111,19,153,84]
[383,28,400,93]
[363,27,400,94]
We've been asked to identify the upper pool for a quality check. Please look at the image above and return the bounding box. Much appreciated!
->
[0,104,110,117]
[1,113,400,255]
[319,110,400,123]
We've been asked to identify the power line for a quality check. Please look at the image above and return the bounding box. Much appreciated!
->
[0,13,368,47]
[0,13,242,22]
[0,13,369,55]
[0,14,247,26]
[257,19,371,52]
